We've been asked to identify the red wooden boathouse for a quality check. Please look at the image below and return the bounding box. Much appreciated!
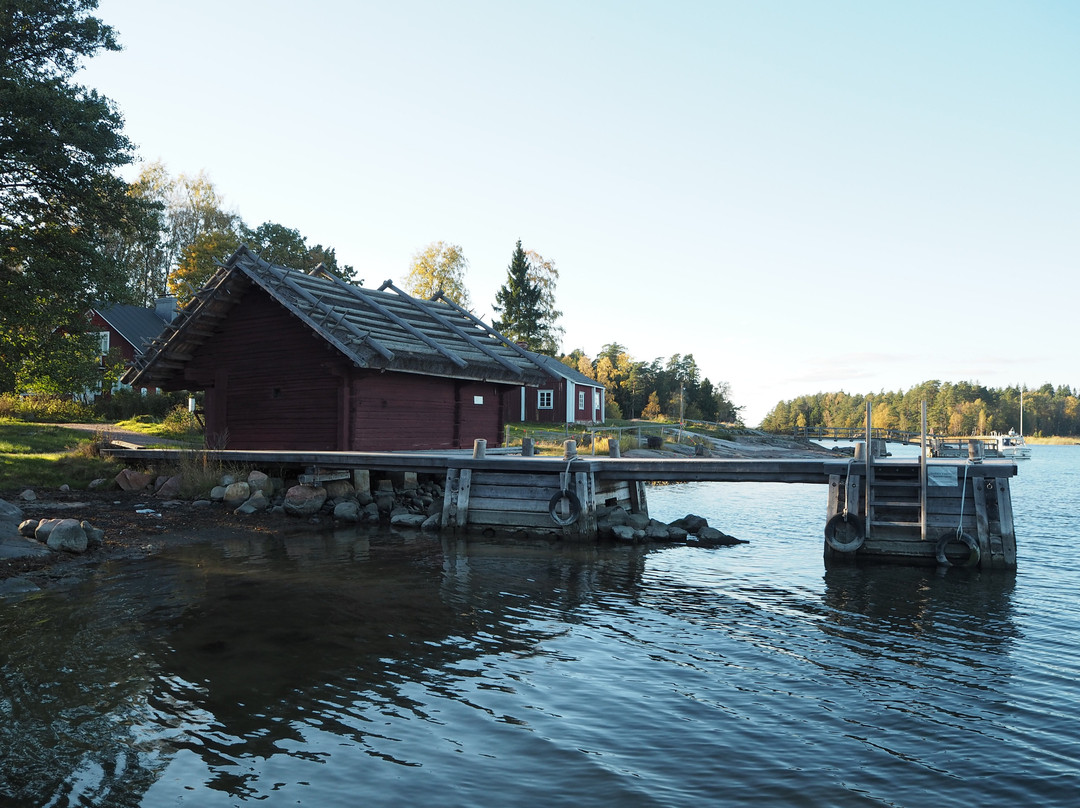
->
[122,246,551,451]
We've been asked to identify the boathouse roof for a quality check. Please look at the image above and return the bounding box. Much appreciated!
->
[123,245,552,389]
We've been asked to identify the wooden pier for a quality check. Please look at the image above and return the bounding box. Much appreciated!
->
[103,444,1018,570]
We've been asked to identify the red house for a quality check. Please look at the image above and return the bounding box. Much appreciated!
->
[509,351,606,425]
[122,246,551,451]
[87,297,178,397]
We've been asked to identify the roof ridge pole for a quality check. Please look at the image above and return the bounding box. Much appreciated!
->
[432,291,552,375]
[317,272,469,369]
[378,280,523,376]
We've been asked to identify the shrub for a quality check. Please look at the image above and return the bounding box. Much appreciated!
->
[0,393,93,422]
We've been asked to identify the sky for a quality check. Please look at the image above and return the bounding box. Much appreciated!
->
[78,0,1079,426]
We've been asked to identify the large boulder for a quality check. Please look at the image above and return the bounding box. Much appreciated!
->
[34,518,63,543]
[247,470,274,497]
[81,521,105,547]
[283,485,327,516]
[0,536,52,561]
[155,474,183,498]
[333,501,361,523]
[390,512,426,528]
[670,514,710,534]
[1,499,24,539]
[696,526,745,546]
[223,481,251,510]
[234,490,270,515]
[115,468,154,492]
[46,518,88,553]
[324,480,355,499]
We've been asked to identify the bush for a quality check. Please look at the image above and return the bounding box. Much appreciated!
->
[93,390,190,421]
[0,393,93,422]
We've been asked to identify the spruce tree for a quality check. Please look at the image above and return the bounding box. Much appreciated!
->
[492,240,550,352]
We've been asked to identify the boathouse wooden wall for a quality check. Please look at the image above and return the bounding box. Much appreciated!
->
[347,373,508,451]
[185,289,346,450]
[183,286,515,451]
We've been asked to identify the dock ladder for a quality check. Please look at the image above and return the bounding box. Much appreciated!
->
[863,402,928,542]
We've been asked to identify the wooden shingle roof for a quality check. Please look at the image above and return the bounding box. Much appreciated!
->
[123,246,551,389]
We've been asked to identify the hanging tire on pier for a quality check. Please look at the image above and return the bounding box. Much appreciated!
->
[549,489,582,526]
[935,531,980,568]
[824,514,864,552]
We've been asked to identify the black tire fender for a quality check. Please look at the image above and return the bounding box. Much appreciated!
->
[824,513,865,552]
[935,531,981,567]
[548,489,582,526]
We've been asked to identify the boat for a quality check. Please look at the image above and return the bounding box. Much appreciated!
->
[927,432,1030,459]
[926,392,1032,460]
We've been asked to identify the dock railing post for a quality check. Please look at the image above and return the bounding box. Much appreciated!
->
[865,400,873,539]
[920,401,928,542]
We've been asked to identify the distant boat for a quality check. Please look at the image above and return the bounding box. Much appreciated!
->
[928,431,1031,460]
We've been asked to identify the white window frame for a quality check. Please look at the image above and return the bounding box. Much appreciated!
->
[578,390,586,410]
[538,389,554,409]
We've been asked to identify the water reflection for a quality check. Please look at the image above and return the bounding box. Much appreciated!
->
[0,490,1067,808]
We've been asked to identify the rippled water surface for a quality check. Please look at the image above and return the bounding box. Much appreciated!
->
[2,447,1078,807]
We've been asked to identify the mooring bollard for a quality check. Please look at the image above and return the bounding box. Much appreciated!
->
[473,438,486,459]
[968,439,983,462]
[608,440,621,458]
[522,437,534,457]
[564,439,577,459]
[854,441,865,460]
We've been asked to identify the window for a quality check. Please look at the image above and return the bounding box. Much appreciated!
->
[473,395,484,405]
[97,331,110,355]
[538,389,554,409]
[578,391,586,410]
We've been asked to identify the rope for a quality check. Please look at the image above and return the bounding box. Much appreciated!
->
[842,458,854,520]
[955,461,970,540]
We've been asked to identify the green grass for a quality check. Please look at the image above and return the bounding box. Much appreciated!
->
[0,420,122,490]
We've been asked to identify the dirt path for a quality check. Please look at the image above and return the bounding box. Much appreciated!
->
[54,423,188,447]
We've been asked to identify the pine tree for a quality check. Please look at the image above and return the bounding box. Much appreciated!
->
[493,240,553,352]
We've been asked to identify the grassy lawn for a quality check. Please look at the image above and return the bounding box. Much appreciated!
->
[0,420,125,491]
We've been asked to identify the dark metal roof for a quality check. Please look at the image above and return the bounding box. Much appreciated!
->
[122,246,552,388]
[93,304,169,356]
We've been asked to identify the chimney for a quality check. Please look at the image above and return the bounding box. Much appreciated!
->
[155,295,178,324]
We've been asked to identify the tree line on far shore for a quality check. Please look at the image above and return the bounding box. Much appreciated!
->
[760,381,1080,437]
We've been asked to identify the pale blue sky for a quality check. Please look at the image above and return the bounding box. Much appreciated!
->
[81,0,1079,425]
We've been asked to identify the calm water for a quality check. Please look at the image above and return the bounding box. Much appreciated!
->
[2,446,1078,807]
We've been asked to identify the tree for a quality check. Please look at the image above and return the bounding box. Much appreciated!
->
[404,241,469,305]
[524,249,563,353]
[0,0,138,391]
[169,227,240,302]
[242,222,357,282]
[111,161,171,306]
[642,391,663,420]
[493,240,556,353]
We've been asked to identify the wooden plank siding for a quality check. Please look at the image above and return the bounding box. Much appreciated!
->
[349,374,507,452]
[186,290,346,450]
